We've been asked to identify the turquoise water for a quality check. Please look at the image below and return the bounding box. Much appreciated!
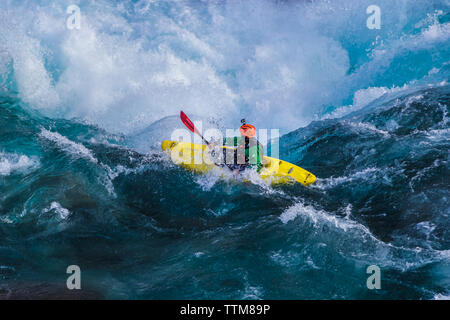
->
[0,0,449,299]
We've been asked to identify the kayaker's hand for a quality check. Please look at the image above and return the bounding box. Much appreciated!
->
[208,142,217,148]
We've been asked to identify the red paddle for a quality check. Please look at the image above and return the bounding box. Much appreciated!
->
[180,111,210,145]
[180,110,237,172]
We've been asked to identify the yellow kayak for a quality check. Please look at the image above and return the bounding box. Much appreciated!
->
[161,140,316,186]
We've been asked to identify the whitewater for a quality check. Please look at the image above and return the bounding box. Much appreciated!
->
[0,0,449,299]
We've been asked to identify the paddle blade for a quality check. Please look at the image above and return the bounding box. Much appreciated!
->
[180,111,197,134]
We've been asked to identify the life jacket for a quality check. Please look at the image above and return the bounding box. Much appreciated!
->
[223,136,264,172]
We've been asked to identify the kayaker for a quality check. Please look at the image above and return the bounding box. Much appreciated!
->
[210,119,264,174]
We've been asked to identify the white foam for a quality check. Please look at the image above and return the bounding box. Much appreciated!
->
[314,167,381,189]
[280,202,373,235]
[241,284,263,300]
[194,252,205,258]
[195,166,224,191]
[425,128,450,141]
[433,293,450,300]
[39,128,97,163]
[38,129,120,196]
[43,201,70,219]
[0,152,40,176]
[278,200,447,271]
[0,1,447,135]
[416,221,437,241]
[346,121,390,137]
[320,86,404,120]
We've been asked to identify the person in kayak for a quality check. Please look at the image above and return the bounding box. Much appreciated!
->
[210,119,264,174]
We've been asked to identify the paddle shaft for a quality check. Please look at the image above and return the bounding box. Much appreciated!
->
[180,111,238,172]
[180,111,210,145]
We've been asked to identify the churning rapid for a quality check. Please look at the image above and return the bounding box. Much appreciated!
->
[0,0,449,299]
